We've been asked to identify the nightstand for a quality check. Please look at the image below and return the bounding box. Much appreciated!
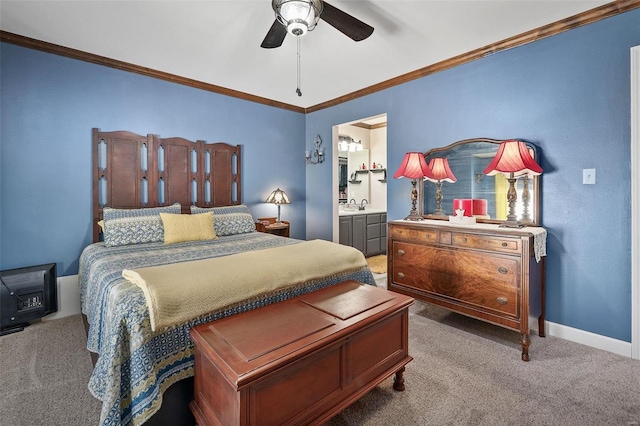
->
[255,217,290,238]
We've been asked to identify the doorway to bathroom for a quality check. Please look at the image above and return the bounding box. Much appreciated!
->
[331,111,388,290]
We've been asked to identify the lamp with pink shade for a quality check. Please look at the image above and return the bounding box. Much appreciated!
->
[483,140,543,228]
[424,157,457,216]
[393,152,435,221]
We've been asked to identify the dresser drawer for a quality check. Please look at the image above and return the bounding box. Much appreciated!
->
[390,226,437,243]
[387,220,546,362]
[391,242,520,316]
[452,232,520,253]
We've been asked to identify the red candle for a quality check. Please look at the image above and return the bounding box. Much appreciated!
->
[453,199,473,217]
[453,199,487,216]
[472,199,487,216]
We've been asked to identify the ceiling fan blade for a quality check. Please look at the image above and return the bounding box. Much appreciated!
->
[261,19,288,49]
[320,1,374,42]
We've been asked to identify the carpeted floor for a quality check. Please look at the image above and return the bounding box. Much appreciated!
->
[366,255,387,274]
[0,315,101,426]
[372,272,387,288]
[2,304,639,426]
[328,302,640,425]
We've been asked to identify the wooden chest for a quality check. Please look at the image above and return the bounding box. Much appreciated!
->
[388,220,545,361]
[189,280,414,426]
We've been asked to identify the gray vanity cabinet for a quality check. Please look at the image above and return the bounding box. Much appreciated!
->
[366,213,387,256]
[353,215,367,253]
[339,213,386,256]
[338,216,352,247]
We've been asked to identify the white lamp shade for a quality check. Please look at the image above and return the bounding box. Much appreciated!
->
[266,188,291,204]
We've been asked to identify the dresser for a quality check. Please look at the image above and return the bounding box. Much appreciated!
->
[387,220,546,361]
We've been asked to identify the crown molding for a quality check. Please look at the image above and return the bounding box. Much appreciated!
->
[0,30,305,114]
[351,121,387,130]
[305,0,640,113]
[1,0,637,115]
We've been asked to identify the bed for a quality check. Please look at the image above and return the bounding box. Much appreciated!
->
[81,129,376,426]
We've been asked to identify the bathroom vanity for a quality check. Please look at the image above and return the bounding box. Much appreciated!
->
[339,209,387,257]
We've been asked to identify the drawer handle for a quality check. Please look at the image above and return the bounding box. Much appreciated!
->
[461,237,467,242]
[397,272,405,279]
[497,297,508,305]
[502,242,508,247]
[397,249,405,256]
[498,267,508,274]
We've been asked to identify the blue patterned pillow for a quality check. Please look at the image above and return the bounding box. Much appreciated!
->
[190,204,256,236]
[103,203,182,247]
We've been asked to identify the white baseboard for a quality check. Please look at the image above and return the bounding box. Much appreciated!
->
[544,320,632,358]
[42,274,81,321]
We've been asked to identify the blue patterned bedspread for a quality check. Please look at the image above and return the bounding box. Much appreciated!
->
[79,232,375,426]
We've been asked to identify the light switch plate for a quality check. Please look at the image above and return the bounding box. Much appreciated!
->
[583,168,596,184]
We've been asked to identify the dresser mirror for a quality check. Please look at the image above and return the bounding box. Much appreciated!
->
[418,138,540,226]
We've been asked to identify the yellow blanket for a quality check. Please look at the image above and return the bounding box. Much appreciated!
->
[122,239,368,332]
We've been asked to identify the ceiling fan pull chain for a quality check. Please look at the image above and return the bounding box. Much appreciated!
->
[296,36,302,97]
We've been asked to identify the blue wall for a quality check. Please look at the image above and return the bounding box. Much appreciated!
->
[0,44,306,276]
[1,8,639,343]
[306,9,640,342]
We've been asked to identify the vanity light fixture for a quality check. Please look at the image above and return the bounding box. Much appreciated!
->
[483,140,542,228]
[338,135,349,152]
[305,134,324,164]
[338,135,363,153]
[424,158,457,216]
[266,188,291,223]
[393,152,435,221]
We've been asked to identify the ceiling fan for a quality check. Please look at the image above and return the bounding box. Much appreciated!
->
[261,0,374,49]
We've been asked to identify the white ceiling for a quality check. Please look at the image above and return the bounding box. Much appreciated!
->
[0,0,610,108]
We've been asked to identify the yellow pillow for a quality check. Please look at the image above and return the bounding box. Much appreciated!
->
[160,212,217,244]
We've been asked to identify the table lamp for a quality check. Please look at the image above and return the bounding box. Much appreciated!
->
[424,157,457,216]
[393,152,435,220]
[266,188,291,223]
[483,140,542,228]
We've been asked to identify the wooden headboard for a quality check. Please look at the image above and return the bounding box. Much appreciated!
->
[92,128,242,242]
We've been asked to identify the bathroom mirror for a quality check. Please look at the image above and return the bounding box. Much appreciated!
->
[338,156,348,202]
[347,149,370,204]
[418,138,541,226]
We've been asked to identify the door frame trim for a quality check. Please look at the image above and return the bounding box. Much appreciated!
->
[631,45,639,359]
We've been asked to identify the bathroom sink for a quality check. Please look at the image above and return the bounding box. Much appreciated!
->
[339,208,386,216]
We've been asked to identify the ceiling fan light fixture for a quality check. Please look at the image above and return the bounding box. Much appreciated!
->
[273,0,322,37]
[287,20,308,36]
